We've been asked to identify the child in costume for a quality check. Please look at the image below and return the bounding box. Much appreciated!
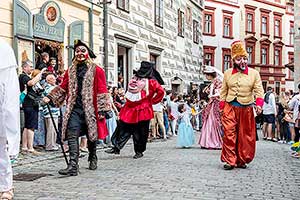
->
[176,104,195,148]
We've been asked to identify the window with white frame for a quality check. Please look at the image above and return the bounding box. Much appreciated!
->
[262,16,267,34]
[246,46,253,64]
[224,55,231,71]
[204,53,212,66]
[204,14,212,34]
[274,49,280,66]
[224,17,231,37]
[155,0,163,27]
[261,48,267,64]
[247,13,253,32]
[274,19,280,37]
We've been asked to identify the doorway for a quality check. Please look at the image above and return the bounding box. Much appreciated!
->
[117,45,131,89]
[35,39,64,73]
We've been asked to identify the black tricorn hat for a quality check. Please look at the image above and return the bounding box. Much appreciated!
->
[74,39,96,59]
[133,61,165,85]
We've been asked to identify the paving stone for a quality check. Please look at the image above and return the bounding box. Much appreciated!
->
[13,131,300,199]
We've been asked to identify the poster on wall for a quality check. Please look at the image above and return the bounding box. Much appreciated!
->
[17,39,34,74]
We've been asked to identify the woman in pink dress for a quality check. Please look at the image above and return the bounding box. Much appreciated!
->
[199,66,223,149]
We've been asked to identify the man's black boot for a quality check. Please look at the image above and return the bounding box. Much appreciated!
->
[58,132,79,176]
[133,152,143,159]
[88,140,97,170]
[105,147,120,154]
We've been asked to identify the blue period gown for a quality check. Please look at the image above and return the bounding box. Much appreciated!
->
[176,111,195,148]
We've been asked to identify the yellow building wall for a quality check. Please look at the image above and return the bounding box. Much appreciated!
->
[0,0,102,66]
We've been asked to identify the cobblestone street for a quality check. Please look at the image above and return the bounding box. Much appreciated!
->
[13,132,300,200]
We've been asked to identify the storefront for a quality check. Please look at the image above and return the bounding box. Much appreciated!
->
[6,0,101,73]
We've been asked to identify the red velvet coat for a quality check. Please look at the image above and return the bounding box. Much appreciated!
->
[48,61,110,141]
[119,79,165,124]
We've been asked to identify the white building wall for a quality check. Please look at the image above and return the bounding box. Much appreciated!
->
[106,0,204,92]
[203,0,240,73]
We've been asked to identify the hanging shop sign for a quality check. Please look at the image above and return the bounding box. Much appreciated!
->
[33,1,65,42]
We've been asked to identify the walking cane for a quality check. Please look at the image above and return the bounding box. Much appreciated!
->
[46,103,69,166]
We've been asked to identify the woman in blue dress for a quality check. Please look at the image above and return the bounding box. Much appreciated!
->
[176,104,195,148]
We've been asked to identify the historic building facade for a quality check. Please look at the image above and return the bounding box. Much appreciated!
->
[239,0,294,94]
[104,0,204,93]
[294,0,300,90]
[202,0,240,73]
[0,0,102,73]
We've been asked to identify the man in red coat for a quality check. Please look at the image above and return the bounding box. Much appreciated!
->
[105,61,165,159]
[43,40,110,176]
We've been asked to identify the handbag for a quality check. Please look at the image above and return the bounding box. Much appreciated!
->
[26,92,40,107]
[105,110,114,119]
[283,113,294,123]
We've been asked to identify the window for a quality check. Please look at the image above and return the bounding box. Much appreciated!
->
[260,9,271,36]
[204,46,216,66]
[193,20,199,44]
[203,7,215,36]
[223,17,231,37]
[204,14,212,34]
[261,48,267,65]
[275,82,280,96]
[288,52,294,79]
[274,46,282,66]
[274,20,280,37]
[187,7,192,26]
[274,49,280,66]
[204,53,212,66]
[178,9,184,37]
[289,22,294,46]
[261,16,267,34]
[245,5,256,34]
[150,53,158,69]
[117,0,129,12]
[247,14,253,32]
[262,81,267,92]
[224,55,231,71]
[246,46,253,64]
[222,48,231,72]
[155,0,163,27]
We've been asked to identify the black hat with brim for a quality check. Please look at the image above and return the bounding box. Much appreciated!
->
[74,39,96,59]
[133,61,165,85]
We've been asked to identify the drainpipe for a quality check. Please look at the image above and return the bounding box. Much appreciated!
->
[88,3,94,50]
[103,0,109,79]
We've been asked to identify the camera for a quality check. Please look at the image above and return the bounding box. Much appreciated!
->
[32,79,46,96]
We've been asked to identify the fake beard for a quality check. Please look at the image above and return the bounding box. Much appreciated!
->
[233,62,247,71]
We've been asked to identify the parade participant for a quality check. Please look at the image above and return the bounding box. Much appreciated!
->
[176,104,195,148]
[105,61,165,159]
[0,39,20,199]
[220,41,264,170]
[199,66,223,149]
[43,40,110,176]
